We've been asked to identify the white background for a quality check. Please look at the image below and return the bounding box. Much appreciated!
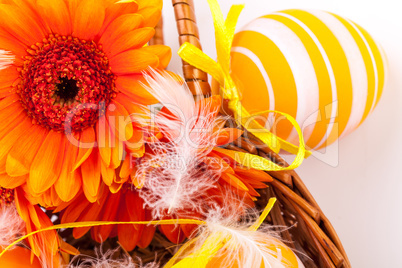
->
[162,0,402,267]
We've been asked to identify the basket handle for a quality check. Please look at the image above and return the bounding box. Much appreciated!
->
[172,0,211,96]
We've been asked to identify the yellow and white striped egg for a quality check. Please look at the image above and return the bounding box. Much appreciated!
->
[230,9,387,150]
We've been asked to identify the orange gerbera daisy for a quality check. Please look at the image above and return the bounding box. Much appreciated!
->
[0,0,171,205]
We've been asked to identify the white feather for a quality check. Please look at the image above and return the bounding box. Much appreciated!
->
[0,204,25,248]
[135,69,228,218]
[174,206,299,268]
[0,50,14,70]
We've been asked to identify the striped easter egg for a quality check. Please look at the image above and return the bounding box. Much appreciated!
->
[229,9,387,150]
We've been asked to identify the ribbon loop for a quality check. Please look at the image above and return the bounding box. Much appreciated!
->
[178,0,310,163]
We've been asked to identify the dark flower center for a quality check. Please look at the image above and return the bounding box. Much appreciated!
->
[0,187,14,206]
[16,34,117,133]
[55,77,80,104]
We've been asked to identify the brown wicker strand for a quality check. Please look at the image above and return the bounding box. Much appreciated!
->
[172,0,211,96]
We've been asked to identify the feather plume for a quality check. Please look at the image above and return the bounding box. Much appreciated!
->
[167,201,303,268]
[0,204,25,248]
[135,69,228,218]
[0,50,14,70]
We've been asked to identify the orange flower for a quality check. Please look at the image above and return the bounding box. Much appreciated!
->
[0,0,171,205]
[57,182,155,252]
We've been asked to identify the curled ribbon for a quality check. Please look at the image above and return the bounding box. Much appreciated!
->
[178,0,311,167]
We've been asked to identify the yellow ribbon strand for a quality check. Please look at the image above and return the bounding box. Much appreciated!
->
[0,219,207,260]
[178,0,311,163]
[249,197,277,232]
[166,198,277,268]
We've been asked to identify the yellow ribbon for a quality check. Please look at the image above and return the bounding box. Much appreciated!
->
[178,0,311,165]
[0,219,206,260]
[165,198,277,268]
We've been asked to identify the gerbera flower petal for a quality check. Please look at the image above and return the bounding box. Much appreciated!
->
[214,128,243,145]
[73,127,96,171]
[126,128,145,157]
[117,207,139,251]
[6,125,47,177]
[115,76,158,104]
[0,67,19,88]
[110,135,124,169]
[136,0,163,10]
[96,116,112,166]
[109,180,123,193]
[28,131,66,194]
[159,217,186,244]
[140,45,172,69]
[0,35,26,58]
[113,92,150,123]
[108,100,134,141]
[137,209,155,249]
[0,104,25,140]
[81,151,101,203]
[0,173,26,188]
[100,14,144,49]
[220,173,249,192]
[100,1,139,35]
[136,7,161,27]
[92,190,121,241]
[72,0,105,40]
[0,87,15,99]
[0,4,46,46]
[100,160,115,186]
[109,27,155,57]
[37,0,72,36]
[110,48,159,74]
[234,167,273,183]
[60,194,91,224]
[54,144,81,202]
[0,94,18,111]
[73,191,108,239]
[117,194,143,251]
[118,156,131,180]
[0,117,32,172]
[33,185,63,208]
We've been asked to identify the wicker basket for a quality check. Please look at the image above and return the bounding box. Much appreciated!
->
[66,1,351,267]
[154,1,351,267]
